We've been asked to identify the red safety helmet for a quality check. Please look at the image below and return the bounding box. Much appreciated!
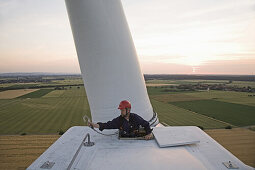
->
[118,100,131,110]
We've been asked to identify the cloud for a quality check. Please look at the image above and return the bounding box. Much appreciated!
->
[139,58,255,75]
[218,52,255,58]
[1,0,255,75]
[140,62,192,74]
[0,57,80,73]
[198,59,255,75]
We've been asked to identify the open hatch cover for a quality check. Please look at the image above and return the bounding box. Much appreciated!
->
[153,126,200,148]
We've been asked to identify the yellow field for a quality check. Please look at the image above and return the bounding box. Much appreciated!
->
[205,128,255,167]
[0,135,60,170]
[0,89,39,99]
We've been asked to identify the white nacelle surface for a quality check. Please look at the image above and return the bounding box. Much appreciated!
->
[27,126,253,170]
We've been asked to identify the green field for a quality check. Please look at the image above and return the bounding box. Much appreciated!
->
[18,89,54,98]
[151,99,231,129]
[0,77,84,91]
[147,86,197,95]
[0,87,90,135]
[185,91,255,107]
[0,78,254,135]
[170,100,255,127]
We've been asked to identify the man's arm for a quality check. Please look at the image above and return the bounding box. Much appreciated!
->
[88,117,121,131]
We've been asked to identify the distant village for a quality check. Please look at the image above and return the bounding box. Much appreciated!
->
[158,83,255,93]
[0,77,61,84]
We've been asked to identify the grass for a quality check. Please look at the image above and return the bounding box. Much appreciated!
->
[42,90,65,98]
[18,89,54,98]
[0,87,90,135]
[151,99,231,129]
[150,90,255,106]
[8,83,40,89]
[185,91,255,106]
[0,78,254,169]
[147,86,196,95]
[0,83,15,88]
[0,87,233,135]
[0,89,39,99]
[170,100,255,127]
[0,81,254,135]
[51,79,83,85]
[151,93,202,102]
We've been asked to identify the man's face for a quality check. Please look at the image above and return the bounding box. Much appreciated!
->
[120,108,129,117]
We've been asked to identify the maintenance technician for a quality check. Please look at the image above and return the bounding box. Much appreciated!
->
[88,100,153,140]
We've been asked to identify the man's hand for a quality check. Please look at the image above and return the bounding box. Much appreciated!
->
[144,133,153,140]
[87,121,93,127]
[88,121,99,129]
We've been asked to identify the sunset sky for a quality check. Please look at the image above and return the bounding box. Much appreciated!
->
[0,0,255,74]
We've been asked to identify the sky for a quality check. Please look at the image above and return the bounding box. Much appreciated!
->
[0,0,255,75]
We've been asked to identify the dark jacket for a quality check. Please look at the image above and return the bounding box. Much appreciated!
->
[97,113,152,135]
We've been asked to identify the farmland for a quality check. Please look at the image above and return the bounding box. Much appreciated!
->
[0,135,59,169]
[170,100,255,126]
[146,79,229,85]
[0,87,238,135]
[0,87,90,135]
[18,89,54,98]
[0,89,39,99]
[0,76,254,134]
[186,90,255,106]
[151,99,231,129]
[205,128,255,167]
[0,75,255,169]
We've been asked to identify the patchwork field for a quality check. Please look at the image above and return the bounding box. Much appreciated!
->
[185,91,255,106]
[150,90,255,106]
[149,90,255,128]
[170,100,255,127]
[1,86,254,135]
[0,89,39,99]
[18,89,54,98]
[0,77,254,169]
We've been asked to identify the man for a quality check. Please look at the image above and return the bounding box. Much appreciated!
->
[88,100,153,140]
